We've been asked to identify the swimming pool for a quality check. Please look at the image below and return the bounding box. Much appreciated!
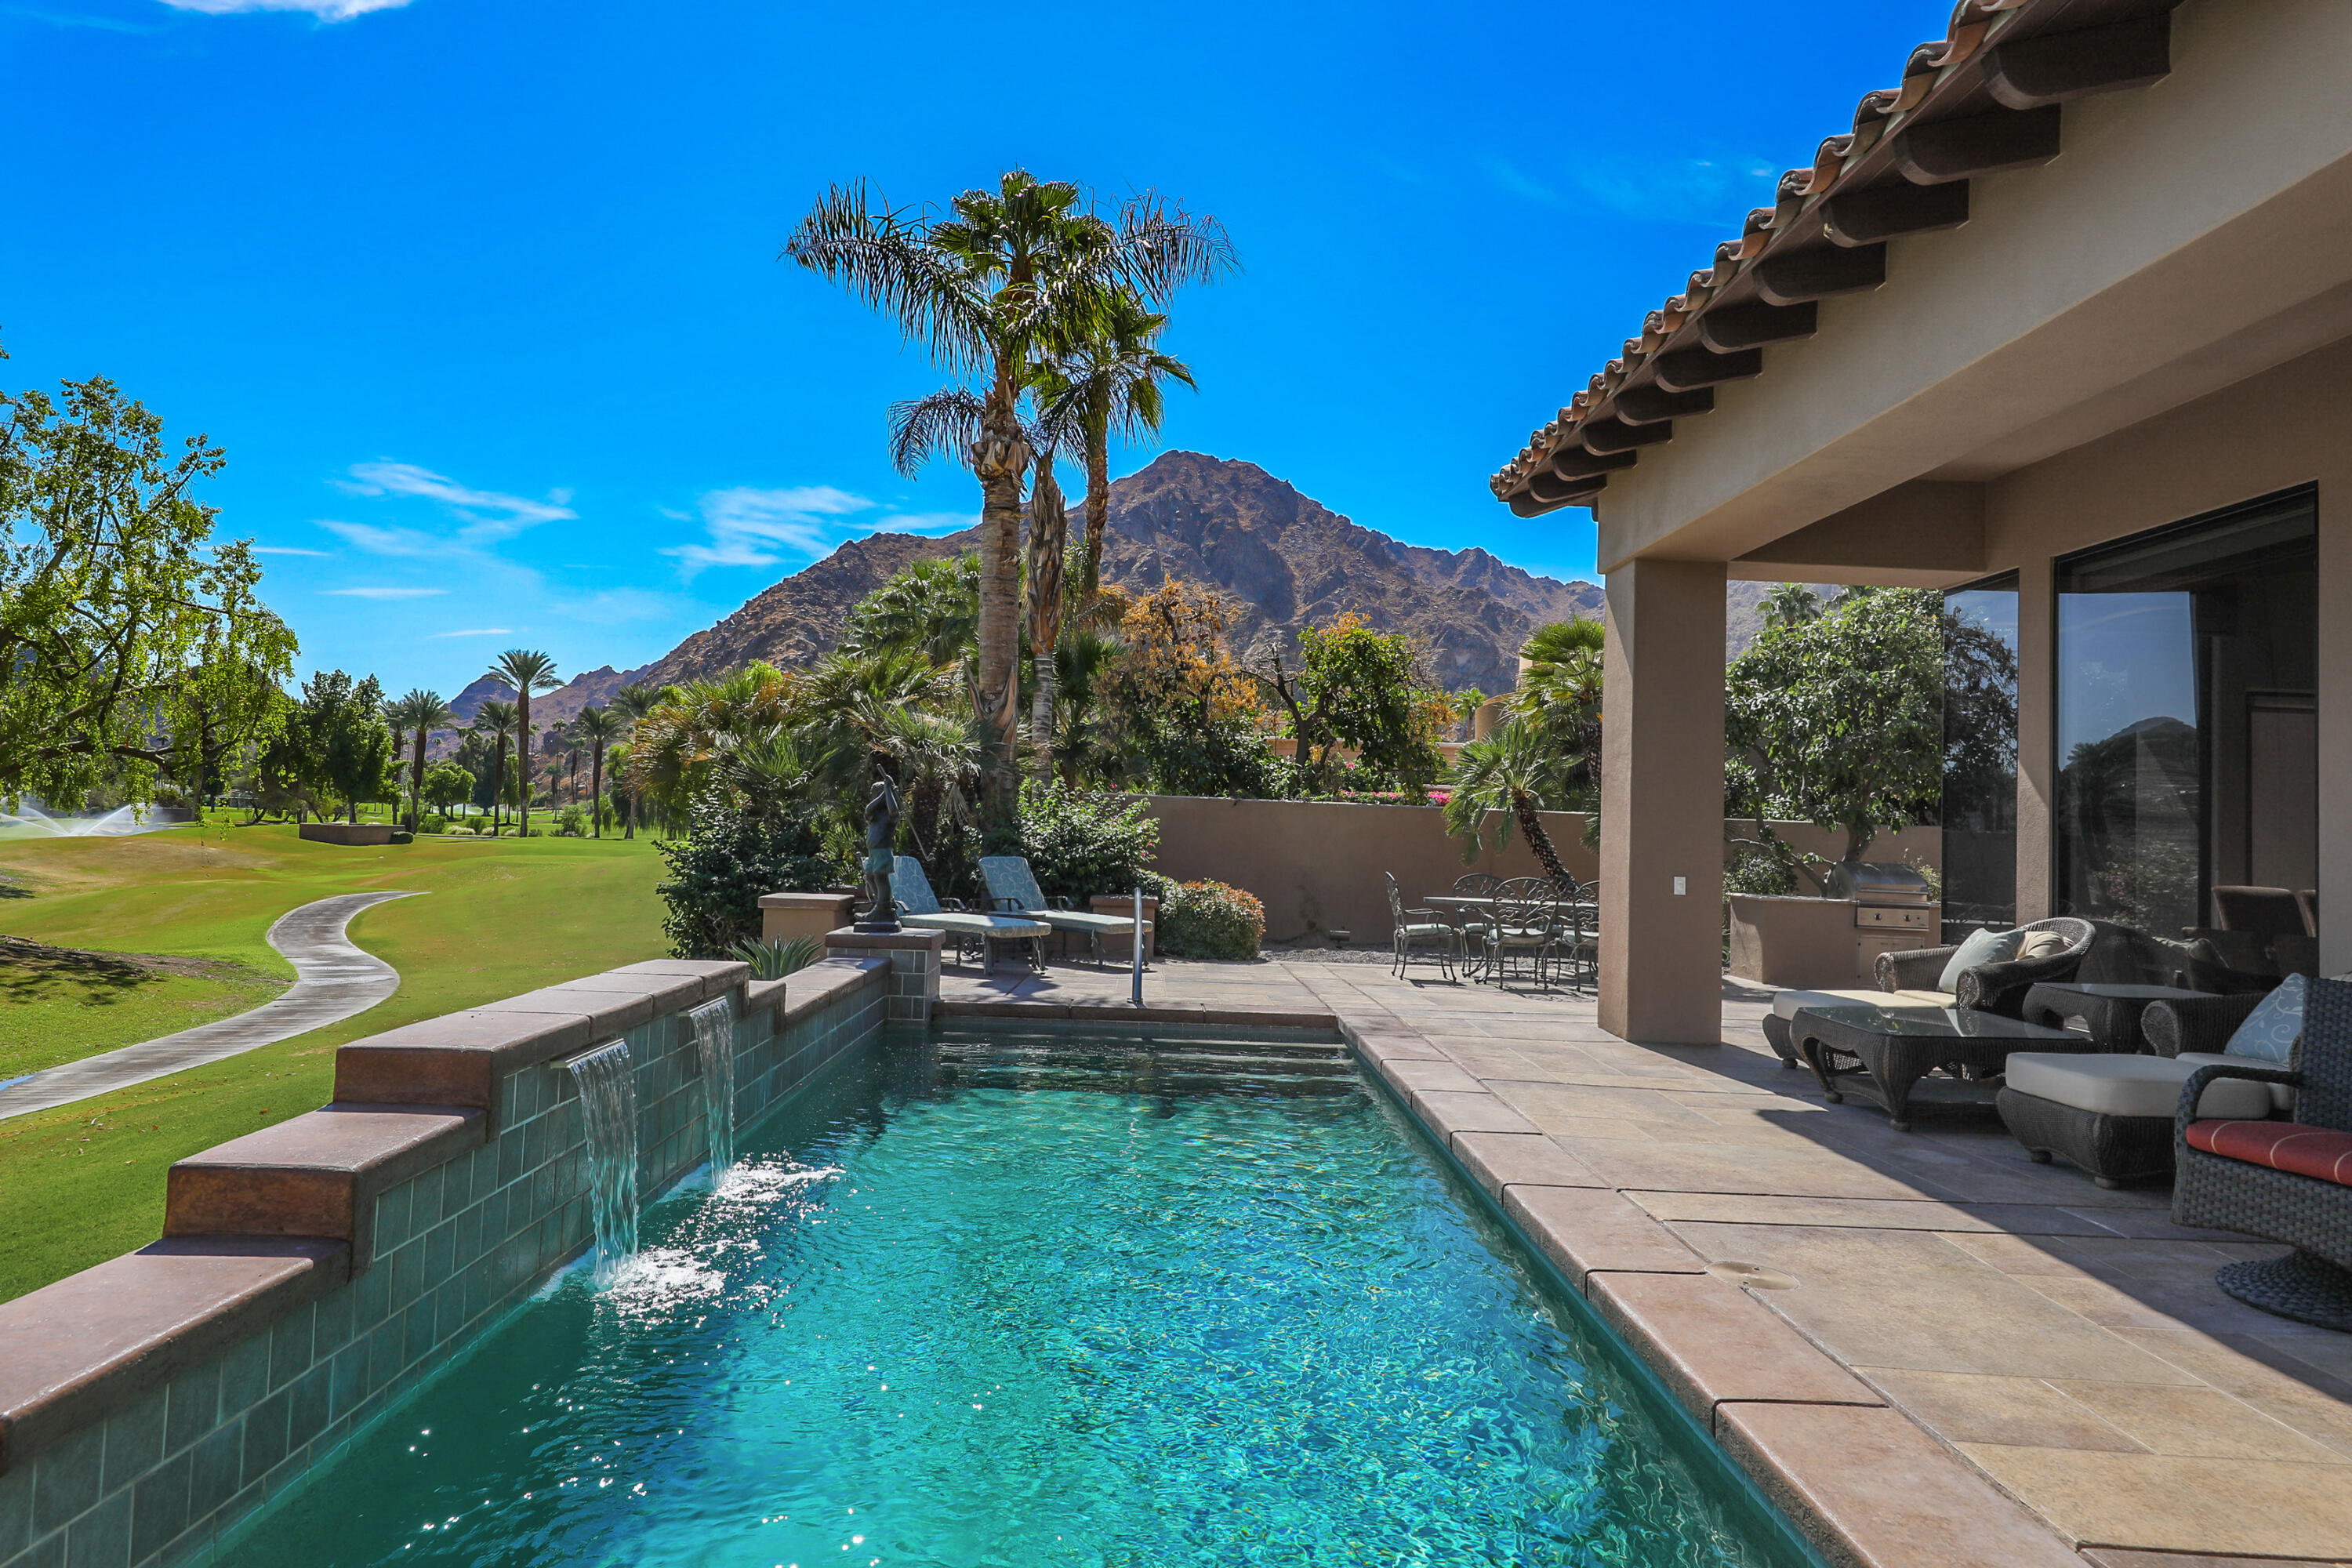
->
[221,1029,1813,1566]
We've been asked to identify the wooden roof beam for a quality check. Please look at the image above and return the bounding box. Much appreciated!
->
[1615,384,1715,426]
[1580,417,1675,456]
[1824,180,1971,247]
[1985,15,2172,111]
[1754,243,1887,307]
[1697,301,1817,352]
[1893,105,2063,184]
[1550,445,1640,481]
[1653,346,1763,394]
[1526,469,1606,506]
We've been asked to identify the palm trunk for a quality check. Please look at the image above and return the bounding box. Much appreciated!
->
[1027,456,1068,784]
[1080,416,1111,594]
[409,730,426,832]
[590,744,604,838]
[492,738,506,834]
[516,693,532,838]
[969,387,1030,818]
[1511,789,1569,880]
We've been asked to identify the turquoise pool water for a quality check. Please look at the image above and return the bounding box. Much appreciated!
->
[225,1032,1809,1567]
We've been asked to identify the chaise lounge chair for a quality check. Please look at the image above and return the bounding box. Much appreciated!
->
[978,856,1150,967]
[891,856,1050,971]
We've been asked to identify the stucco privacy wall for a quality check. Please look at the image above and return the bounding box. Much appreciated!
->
[0,956,889,1568]
[1987,333,2351,971]
[1142,794,1935,945]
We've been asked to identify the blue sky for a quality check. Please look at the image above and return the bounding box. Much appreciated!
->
[2,0,1953,697]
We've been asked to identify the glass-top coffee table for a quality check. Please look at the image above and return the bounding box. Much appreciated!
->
[1789,1004,2099,1131]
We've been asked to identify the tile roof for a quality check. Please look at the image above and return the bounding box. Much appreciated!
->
[1492,0,2183,517]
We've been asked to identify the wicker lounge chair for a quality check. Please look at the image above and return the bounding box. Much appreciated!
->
[1385,873,1459,981]
[891,856,1049,971]
[978,856,1149,967]
[1875,916,2096,1016]
[2172,976,2352,1330]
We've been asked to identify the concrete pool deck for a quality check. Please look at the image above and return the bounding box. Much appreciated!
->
[941,956,2352,1568]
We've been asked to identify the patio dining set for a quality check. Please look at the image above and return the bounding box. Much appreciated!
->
[1385,871,1598,989]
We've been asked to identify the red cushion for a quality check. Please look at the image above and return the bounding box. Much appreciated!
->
[2187,1120,2352,1186]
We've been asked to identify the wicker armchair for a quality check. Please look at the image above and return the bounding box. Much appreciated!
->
[1876,916,2096,1015]
[2143,993,2268,1058]
[2172,976,2352,1330]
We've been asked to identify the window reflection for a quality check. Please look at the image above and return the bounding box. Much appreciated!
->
[2054,488,2318,968]
[1942,575,2020,942]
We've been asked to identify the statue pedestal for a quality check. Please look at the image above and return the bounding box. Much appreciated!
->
[823,927,942,1025]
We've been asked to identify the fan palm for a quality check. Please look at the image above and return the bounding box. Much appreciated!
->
[786,169,1232,815]
[385,689,456,831]
[1760,582,1822,628]
[472,699,517,835]
[1442,718,1578,880]
[568,706,626,838]
[487,649,561,838]
[1047,292,1196,594]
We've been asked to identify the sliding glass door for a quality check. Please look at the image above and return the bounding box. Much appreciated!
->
[2054,488,2318,946]
[1942,574,2020,942]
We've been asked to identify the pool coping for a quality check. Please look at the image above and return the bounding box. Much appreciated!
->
[1288,971,2092,1568]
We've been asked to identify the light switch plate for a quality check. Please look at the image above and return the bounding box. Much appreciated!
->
[1672,876,1686,895]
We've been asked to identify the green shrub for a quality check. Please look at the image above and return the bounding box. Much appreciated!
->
[1155,878,1265,960]
[656,795,833,957]
[554,803,587,837]
[387,829,414,846]
[1016,782,1160,901]
[1722,843,1798,896]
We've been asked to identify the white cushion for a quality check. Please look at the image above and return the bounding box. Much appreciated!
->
[2005,1053,2271,1120]
[1772,987,1953,1021]
[1940,926,2025,993]
[2176,1052,2297,1115]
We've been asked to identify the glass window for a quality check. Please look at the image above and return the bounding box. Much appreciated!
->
[1942,574,2020,942]
[2055,488,2318,956]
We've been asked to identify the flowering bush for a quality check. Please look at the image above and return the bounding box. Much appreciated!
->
[1154,878,1265,961]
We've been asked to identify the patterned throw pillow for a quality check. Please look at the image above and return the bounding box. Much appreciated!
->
[1939,926,2024,994]
[2225,973,2309,1065]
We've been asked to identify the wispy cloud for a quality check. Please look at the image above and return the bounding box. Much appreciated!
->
[320,520,441,557]
[324,586,447,600]
[664,485,878,577]
[335,461,575,544]
[252,545,331,557]
[430,627,514,638]
[158,0,410,18]
[1486,151,1781,227]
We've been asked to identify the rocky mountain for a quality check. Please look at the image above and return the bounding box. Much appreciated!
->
[634,452,1615,695]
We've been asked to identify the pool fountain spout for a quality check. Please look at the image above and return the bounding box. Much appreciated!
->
[688,996,737,1178]
[563,1039,639,1287]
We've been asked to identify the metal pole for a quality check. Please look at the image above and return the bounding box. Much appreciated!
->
[1130,887,1145,1007]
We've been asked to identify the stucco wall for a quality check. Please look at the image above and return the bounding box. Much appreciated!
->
[0,960,888,1568]
[1142,794,1936,946]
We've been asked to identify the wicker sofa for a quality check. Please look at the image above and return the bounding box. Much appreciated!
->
[2172,977,2352,1330]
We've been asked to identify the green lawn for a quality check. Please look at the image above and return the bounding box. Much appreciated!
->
[0,822,671,1302]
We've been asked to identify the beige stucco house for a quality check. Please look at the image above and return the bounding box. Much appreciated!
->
[1492,0,2347,1043]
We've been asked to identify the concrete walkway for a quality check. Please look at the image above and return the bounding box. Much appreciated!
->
[947,956,2352,1567]
[0,891,423,1121]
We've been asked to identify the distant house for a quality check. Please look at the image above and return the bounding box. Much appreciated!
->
[1490,0,2342,1040]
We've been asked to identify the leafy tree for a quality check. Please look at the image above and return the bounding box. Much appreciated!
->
[286,670,394,822]
[1254,612,1444,796]
[0,367,296,808]
[568,706,626,838]
[1099,581,1275,797]
[488,649,559,837]
[1017,781,1159,901]
[471,699,517,833]
[1442,717,1578,880]
[1759,582,1822,628]
[421,760,473,817]
[385,689,454,831]
[787,169,1232,815]
[1724,586,1943,887]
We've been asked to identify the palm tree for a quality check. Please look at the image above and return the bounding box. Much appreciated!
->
[570,706,625,838]
[488,649,561,838]
[609,684,661,839]
[473,699,517,835]
[786,169,1233,816]
[1760,582,1821,628]
[1051,291,1196,594]
[385,689,456,831]
[1441,718,1579,880]
[1023,441,1073,781]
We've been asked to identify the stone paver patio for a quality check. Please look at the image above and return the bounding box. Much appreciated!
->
[942,954,2352,1568]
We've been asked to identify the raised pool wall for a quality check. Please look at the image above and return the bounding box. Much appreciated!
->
[0,955,891,1568]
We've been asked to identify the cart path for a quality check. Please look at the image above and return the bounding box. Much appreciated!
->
[0,891,425,1122]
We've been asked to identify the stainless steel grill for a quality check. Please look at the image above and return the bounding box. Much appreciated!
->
[1824,861,1933,906]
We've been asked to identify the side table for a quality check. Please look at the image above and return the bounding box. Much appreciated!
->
[2020,982,2218,1054]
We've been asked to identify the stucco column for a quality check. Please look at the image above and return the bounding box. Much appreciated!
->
[2013,554,2055,924]
[2321,494,2350,974]
[1599,559,1726,1044]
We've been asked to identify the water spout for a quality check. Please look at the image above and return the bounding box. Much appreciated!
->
[0,800,178,838]
[564,1040,639,1287]
[688,997,737,1179]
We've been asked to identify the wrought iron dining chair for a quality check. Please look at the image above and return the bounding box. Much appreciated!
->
[1482,882,1563,989]
[1385,873,1460,981]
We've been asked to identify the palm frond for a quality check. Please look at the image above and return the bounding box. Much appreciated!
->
[886,387,987,479]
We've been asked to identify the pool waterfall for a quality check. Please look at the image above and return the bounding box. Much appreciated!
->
[688,996,737,1179]
[562,1039,639,1287]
